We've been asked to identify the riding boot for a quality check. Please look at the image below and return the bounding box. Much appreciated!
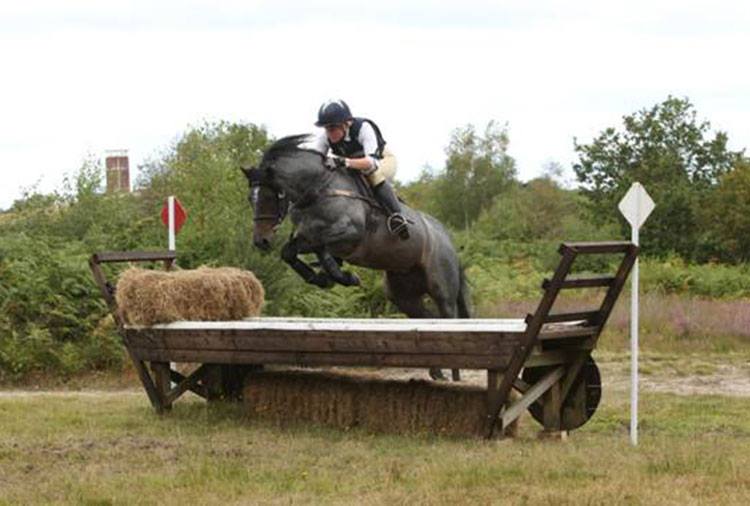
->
[373,181,409,239]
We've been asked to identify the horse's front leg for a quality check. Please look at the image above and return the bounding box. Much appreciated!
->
[316,250,360,287]
[281,237,334,288]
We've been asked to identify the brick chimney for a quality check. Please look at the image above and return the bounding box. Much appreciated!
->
[105,149,130,193]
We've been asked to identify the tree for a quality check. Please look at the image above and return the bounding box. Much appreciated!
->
[474,176,596,242]
[433,121,516,229]
[573,96,744,259]
[701,158,750,262]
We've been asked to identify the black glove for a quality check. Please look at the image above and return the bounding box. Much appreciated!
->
[325,155,347,170]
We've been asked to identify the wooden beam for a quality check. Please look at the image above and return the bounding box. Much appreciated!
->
[151,362,172,410]
[487,246,578,438]
[501,366,565,429]
[125,329,522,356]
[164,364,211,405]
[538,326,599,341]
[537,311,600,324]
[561,241,634,254]
[129,347,514,370]
[169,370,209,399]
[92,251,176,264]
[543,276,615,290]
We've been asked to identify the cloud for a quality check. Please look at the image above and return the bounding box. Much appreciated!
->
[1,1,749,209]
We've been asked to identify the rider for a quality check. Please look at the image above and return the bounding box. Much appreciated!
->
[305,99,409,239]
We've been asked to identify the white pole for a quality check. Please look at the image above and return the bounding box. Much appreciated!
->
[167,196,177,385]
[630,206,640,446]
[168,196,176,251]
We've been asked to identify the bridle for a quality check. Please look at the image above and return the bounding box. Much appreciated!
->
[245,165,288,227]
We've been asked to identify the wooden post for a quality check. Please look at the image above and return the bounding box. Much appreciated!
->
[540,379,567,440]
[485,369,503,437]
[151,362,172,411]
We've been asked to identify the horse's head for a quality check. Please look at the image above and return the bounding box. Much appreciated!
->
[241,163,288,251]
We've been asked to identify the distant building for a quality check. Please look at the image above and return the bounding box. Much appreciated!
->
[105,149,130,193]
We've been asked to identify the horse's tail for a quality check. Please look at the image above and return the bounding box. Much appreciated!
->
[457,265,472,319]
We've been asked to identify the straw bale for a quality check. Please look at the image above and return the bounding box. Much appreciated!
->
[116,266,264,326]
[243,369,519,438]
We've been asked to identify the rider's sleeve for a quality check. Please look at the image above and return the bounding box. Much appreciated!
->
[298,133,330,155]
[357,122,379,169]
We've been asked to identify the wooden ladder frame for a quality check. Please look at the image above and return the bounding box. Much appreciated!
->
[89,251,214,413]
[485,241,639,437]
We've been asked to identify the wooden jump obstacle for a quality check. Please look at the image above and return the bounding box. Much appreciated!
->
[89,241,638,438]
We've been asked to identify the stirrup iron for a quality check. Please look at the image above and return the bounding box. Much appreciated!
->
[387,213,409,239]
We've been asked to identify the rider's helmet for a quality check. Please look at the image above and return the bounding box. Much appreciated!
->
[315,99,353,127]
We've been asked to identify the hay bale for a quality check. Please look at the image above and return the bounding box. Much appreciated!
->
[116,266,264,326]
[243,369,518,438]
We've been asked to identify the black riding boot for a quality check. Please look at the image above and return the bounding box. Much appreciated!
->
[373,181,409,239]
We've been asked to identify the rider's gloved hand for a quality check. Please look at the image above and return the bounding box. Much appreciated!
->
[325,155,348,170]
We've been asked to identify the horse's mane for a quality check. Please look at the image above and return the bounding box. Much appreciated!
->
[262,134,322,163]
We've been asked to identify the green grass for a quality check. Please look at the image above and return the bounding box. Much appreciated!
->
[2,383,750,505]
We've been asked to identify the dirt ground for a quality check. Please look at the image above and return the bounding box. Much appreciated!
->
[1,354,748,398]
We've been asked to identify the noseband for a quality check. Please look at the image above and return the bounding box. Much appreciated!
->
[246,166,288,226]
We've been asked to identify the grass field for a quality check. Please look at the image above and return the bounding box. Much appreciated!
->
[2,355,750,505]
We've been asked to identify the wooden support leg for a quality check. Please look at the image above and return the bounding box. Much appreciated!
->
[151,362,172,411]
[203,364,225,401]
[485,369,503,438]
[125,349,164,413]
[540,379,567,440]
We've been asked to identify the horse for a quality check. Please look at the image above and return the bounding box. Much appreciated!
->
[241,134,471,380]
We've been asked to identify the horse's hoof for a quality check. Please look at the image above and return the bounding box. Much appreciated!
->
[311,273,335,289]
[429,368,447,381]
[343,272,360,286]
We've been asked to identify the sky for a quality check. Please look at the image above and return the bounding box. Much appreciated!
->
[1,0,749,210]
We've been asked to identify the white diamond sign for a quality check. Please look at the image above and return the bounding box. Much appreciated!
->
[617,181,654,447]
[618,182,655,229]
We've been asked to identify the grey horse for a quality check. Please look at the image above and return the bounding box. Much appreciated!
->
[242,135,470,380]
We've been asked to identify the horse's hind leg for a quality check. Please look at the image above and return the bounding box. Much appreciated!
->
[432,297,462,382]
[385,271,448,381]
[391,297,448,381]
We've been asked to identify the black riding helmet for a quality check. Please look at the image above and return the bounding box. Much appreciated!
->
[315,99,353,127]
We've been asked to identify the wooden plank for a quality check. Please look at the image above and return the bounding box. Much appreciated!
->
[93,251,176,264]
[559,354,588,401]
[501,366,564,429]
[125,329,522,356]
[538,311,600,324]
[486,246,578,438]
[538,326,599,341]
[88,257,121,327]
[139,318,528,333]
[128,347,514,370]
[164,364,210,404]
[589,244,639,329]
[125,348,164,412]
[524,350,588,368]
[542,377,562,431]
[170,370,209,399]
[561,241,634,254]
[486,369,503,436]
[543,275,615,290]
[512,377,531,393]
[151,362,172,410]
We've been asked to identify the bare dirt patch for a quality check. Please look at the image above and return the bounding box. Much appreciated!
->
[1,354,748,399]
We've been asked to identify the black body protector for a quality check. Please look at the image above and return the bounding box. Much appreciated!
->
[331,118,409,239]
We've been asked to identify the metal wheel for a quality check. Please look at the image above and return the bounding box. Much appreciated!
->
[523,356,602,431]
